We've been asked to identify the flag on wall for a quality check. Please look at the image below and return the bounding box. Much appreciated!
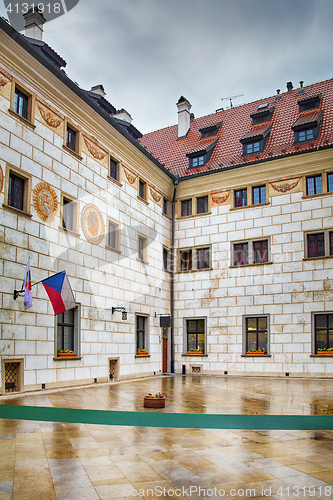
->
[23,258,33,311]
[42,271,75,316]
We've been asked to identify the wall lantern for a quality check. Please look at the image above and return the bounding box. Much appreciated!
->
[112,307,127,321]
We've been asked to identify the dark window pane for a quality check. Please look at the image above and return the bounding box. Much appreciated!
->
[8,173,24,211]
[66,126,76,151]
[139,180,146,199]
[234,243,248,266]
[181,199,192,217]
[138,236,145,260]
[254,240,268,263]
[108,222,116,248]
[110,159,118,180]
[235,189,247,207]
[163,248,169,271]
[197,196,208,214]
[328,173,333,193]
[14,88,28,119]
[163,198,170,216]
[180,250,192,271]
[247,318,256,331]
[315,314,333,352]
[187,319,205,352]
[246,316,268,353]
[253,185,266,205]
[306,175,322,195]
[57,308,75,352]
[307,233,325,258]
[330,232,333,256]
[197,247,210,269]
[62,199,74,231]
[258,317,267,330]
[136,316,146,350]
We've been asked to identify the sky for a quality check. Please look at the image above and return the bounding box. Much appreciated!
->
[0,0,332,134]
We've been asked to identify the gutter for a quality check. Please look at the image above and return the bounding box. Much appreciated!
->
[170,175,179,373]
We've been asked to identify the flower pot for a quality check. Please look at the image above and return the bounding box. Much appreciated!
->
[57,352,77,358]
[143,396,166,408]
[317,352,333,355]
[137,351,148,355]
[247,352,265,355]
[187,351,203,355]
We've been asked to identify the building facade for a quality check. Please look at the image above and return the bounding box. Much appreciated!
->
[0,13,332,395]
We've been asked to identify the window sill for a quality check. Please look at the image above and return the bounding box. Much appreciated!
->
[310,354,333,357]
[230,202,270,211]
[137,258,148,264]
[62,145,83,161]
[162,212,172,220]
[302,192,333,199]
[137,195,149,205]
[105,245,122,254]
[2,204,32,218]
[178,211,212,220]
[241,354,271,357]
[107,175,122,187]
[8,109,36,129]
[135,354,150,358]
[53,357,81,361]
[230,262,273,268]
[303,256,333,261]
[177,268,213,274]
[182,353,208,357]
[58,227,80,238]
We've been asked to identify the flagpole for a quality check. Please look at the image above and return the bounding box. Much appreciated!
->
[14,271,67,300]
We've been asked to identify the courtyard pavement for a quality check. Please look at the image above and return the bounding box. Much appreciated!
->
[0,375,333,500]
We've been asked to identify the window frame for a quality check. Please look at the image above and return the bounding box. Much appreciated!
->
[163,246,171,272]
[9,79,36,128]
[163,197,171,218]
[304,229,333,260]
[137,233,148,262]
[234,188,248,208]
[54,304,81,359]
[3,164,32,216]
[108,155,122,185]
[63,118,82,159]
[179,245,212,272]
[138,178,148,203]
[135,313,149,355]
[196,195,209,215]
[231,238,271,267]
[184,317,207,355]
[106,217,121,253]
[303,171,333,198]
[179,193,211,218]
[311,311,333,356]
[243,314,270,356]
[60,193,79,235]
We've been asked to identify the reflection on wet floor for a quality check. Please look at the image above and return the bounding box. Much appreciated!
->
[0,375,333,499]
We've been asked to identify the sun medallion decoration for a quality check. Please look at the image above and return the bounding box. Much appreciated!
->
[81,204,105,245]
[33,182,58,222]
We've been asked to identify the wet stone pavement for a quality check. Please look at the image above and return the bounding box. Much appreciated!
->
[0,375,333,500]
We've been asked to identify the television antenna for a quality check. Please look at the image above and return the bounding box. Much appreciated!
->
[221,94,245,108]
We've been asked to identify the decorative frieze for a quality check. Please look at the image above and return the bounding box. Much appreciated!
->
[0,68,12,87]
[33,182,58,222]
[211,189,230,206]
[270,177,301,193]
[37,99,63,129]
[83,135,107,160]
[123,165,138,184]
[149,185,162,204]
[81,203,105,245]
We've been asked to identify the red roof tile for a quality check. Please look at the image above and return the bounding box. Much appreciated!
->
[140,79,333,178]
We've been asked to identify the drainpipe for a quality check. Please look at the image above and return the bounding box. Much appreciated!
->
[170,175,179,373]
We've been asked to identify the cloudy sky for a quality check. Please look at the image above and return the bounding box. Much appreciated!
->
[1,0,332,134]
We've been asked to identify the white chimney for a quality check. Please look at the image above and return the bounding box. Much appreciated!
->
[177,96,192,139]
[114,109,133,124]
[24,8,46,40]
[90,84,106,98]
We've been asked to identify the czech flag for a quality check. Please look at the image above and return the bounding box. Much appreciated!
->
[42,271,75,316]
[23,258,33,311]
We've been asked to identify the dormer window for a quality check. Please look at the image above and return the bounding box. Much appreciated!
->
[187,139,218,170]
[191,155,205,168]
[298,96,321,113]
[250,107,274,126]
[199,122,221,139]
[292,109,322,144]
[240,123,271,156]
[245,141,261,155]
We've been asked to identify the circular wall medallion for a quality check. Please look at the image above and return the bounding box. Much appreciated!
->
[81,204,105,245]
[33,182,58,222]
[0,163,3,195]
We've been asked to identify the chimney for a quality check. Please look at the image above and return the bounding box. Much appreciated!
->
[276,89,281,102]
[177,96,192,139]
[298,80,305,95]
[90,84,106,97]
[113,108,133,124]
[24,8,46,41]
[286,81,293,93]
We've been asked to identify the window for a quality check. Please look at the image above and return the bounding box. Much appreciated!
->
[199,123,221,139]
[14,88,28,119]
[163,247,171,271]
[186,319,205,353]
[298,96,320,113]
[190,155,205,168]
[63,120,81,158]
[10,81,35,126]
[197,195,208,214]
[179,246,212,272]
[306,175,322,196]
[245,141,260,155]
[305,230,332,258]
[138,178,147,202]
[138,234,147,261]
[109,157,120,182]
[235,188,247,208]
[181,199,192,217]
[327,173,333,192]
[4,166,31,214]
[163,197,171,217]
[298,128,315,142]
[313,313,333,354]
[107,219,120,251]
[243,315,269,355]
[61,195,78,233]
[252,185,266,205]
[232,239,270,266]
[136,315,148,352]
[56,305,80,358]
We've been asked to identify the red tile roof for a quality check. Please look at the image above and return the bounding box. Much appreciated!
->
[140,79,333,178]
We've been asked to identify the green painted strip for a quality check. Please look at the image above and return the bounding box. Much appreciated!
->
[0,405,332,430]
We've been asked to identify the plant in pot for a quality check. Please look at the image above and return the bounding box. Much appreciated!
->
[137,348,148,355]
[317,348,333,355]
[143,392,166,408]
[247,348,265,355]
[57,349,76,358]
[187,348,203,354]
